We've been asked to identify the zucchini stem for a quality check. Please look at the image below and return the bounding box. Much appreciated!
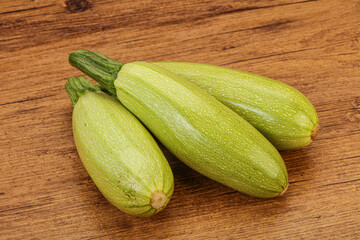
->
[69,49,124,95]
[65,76,100,107]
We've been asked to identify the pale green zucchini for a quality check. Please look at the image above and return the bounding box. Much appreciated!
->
[154,62,319,150]
[65,76,174,217]
[69,50,289,198]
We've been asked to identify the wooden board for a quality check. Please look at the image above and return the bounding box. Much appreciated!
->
[1,0,359,239]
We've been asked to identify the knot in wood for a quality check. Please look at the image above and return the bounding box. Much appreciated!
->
[65,0,91,13]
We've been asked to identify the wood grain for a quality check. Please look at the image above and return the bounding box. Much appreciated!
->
[1,0,359,239]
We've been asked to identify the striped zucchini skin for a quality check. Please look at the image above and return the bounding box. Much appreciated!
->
[114,62,288,198]
[73,91,174,216]
[154,62,319,150]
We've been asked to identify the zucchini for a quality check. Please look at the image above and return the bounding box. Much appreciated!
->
[69,50,289,198]
[65,76,174,217]
[154,62,319,150]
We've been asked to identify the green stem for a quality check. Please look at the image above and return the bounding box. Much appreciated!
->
[68,49,124,95]
[65,76,100,107]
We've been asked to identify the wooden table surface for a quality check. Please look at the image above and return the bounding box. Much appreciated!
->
[1,0,359,239]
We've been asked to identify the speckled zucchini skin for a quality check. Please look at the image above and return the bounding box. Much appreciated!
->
[69,83,173,216]
[114,62,288,198]
[154,62,319,150]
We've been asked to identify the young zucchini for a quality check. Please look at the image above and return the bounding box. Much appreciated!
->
[65,76,174,217]
[154,62,319,150]
[66,50,318,150]
[69,50,289,198]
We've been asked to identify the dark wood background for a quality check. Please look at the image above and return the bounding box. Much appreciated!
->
[1,0,359,239]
